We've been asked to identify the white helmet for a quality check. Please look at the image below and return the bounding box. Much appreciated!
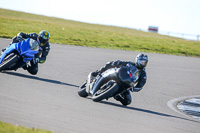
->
[135,53,148,69]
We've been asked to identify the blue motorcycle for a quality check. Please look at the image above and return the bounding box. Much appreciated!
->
[0,38,39,72]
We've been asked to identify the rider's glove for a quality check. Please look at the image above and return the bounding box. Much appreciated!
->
[39,60,45,63]
[17,33,23,38]
[12,36,23,44]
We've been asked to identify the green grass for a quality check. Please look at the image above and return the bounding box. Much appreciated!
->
[0,8,200,57]
[0,121,53,133]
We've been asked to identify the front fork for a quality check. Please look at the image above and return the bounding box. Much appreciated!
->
[86,73,100,95]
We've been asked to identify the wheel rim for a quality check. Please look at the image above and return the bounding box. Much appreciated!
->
[95,84,113,96]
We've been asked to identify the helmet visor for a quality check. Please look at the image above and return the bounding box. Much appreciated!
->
[138,59,148,67]
[39,37,48,46]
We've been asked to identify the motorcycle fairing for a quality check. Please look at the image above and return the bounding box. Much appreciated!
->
[0,38,38,65]
[91,68,117,95]
[118,66,139,85]
[17,38,38,62]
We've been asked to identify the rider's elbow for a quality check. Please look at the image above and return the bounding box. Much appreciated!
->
[133,87,142,92]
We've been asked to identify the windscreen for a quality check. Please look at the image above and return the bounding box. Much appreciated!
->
[29,39,39,51]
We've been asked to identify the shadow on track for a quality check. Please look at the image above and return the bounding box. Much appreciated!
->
[2,71,79,88]
[99,100,200,123]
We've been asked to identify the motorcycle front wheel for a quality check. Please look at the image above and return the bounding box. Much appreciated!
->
[77,82,88,97]
[0,54,19,72]
[92,81,119,102]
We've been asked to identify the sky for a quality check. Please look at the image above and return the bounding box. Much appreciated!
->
[0,0,200,39]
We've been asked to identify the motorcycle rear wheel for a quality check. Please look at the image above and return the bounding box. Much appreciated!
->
[92,81,119,102]
[78,82,88,97]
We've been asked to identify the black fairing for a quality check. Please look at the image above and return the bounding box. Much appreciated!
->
[92,66,138,96]
[92,70,118,95]
[117,66,138,88]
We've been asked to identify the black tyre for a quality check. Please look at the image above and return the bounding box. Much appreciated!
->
[0,54,19,72]
[78,82,88,97]
[92,81,119,102]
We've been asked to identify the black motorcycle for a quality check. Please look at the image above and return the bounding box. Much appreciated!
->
[78,65,139,102]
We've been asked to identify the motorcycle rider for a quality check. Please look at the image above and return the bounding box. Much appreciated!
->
[2,30,50,75]
[91,53,148,106]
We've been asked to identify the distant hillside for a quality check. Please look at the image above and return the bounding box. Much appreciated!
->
[0,8,199,57]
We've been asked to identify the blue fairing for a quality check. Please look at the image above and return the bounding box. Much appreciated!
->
[0,38,38,64]
[17,38,38,62]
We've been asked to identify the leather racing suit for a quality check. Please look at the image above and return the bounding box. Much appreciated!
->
[11,32,50,75]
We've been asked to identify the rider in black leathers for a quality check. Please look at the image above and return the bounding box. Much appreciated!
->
[92,53,148,106]
[3,30,50,75]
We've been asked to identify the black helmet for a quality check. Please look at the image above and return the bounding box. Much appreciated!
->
[135,53,148,69]
[37,30,50,46]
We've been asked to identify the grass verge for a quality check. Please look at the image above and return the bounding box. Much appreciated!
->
[0,8,200,57]
[0,121,53,133]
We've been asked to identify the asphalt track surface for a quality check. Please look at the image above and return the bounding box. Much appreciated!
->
[0,38,200,133]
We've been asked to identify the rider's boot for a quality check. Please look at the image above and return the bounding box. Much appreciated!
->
[114,94,130,106]
[22,64,28,70]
